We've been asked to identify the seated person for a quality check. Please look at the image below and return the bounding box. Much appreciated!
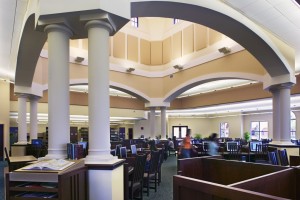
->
[145,140,157,172]
[168,138,174,149]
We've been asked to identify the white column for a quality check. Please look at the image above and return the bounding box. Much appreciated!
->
[271,88,281,141]
[44,24,72,159]
[85,20,113,161]
[161,107,167,139]
[149,107,156,139]
[279,85,292,142]
[29,95,40,140]
[17,94,28,144]
[270,84,292,143]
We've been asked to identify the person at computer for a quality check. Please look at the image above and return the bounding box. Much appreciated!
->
[208,133,219,156]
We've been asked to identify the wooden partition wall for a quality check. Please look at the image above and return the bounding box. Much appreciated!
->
[175,157,300,200]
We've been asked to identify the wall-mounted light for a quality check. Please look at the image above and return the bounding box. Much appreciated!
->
[173,65,183,70]
[218,47,231,54]
[126,67,135,73]
[75,56,84,63]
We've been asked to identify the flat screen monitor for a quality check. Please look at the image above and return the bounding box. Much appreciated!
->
[78,141,88,149]
[226,141,239,151]
[202,141,210,151]
[250,141,262,152]
[31,139,43,147]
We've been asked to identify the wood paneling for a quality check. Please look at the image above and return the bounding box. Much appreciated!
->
[113,32,126,59]
[151,41,163,65]
[194,24,207,51]
[127,35,138,62]
[140,39,151,65]
[163,37,172,64]
[183,25,194,56]
[172,31,182,59]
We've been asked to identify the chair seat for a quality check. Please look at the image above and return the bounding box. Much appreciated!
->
[144,173,155,179]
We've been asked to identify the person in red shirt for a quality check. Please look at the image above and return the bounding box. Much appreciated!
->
[180,132,192,158]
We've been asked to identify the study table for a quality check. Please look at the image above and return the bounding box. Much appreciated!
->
[8,155,37,171]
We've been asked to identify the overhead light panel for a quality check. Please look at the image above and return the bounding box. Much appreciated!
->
[173,65,183,70]
[126,67,135,73]
[218,47,231,54]
[75,56,84,63]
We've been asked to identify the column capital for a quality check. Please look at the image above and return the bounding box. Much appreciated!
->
[44,24,73,38]
[145,98,170,108]
[15,93,29,99]
[268,82,294,93]
[29,95,41,101]
[83,14,115,35]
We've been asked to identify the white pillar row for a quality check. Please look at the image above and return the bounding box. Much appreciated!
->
[149,107,156,139]
[85,20,114,161]
[17,94,28,144]
[160,107,167,139]
[29,95,40,140]
[270,84,293,143]
[44,24,72,159]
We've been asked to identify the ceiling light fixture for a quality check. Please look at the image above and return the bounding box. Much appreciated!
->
[218,47,231,54]
[126,67,135,73]
[75,56,84,63]
[173,65,183,70]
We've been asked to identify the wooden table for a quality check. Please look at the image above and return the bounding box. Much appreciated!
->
[8,155,37,171]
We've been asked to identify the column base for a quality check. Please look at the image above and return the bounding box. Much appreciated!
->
[84,154,117,163]
[15,141,28,145]
[86,159,125,200]
[45,149,67,159]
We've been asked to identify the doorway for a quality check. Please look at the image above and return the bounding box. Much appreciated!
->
[172,126,188,139]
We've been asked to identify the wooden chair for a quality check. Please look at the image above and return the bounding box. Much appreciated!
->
[116,144,122,157]
[4,147,12,171]
[157,148,165,186]
[268,151,279,165]
[254,144,268,163]
[120,147,127,158]
[128,154,147,200]
[227,143,240,160]
[278,149,289,166]
[143,150,160,196]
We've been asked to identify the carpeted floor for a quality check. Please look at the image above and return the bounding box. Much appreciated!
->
[143,155,177,200]
[0,156,177,200]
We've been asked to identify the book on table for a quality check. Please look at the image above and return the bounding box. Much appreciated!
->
[22,159,75,171]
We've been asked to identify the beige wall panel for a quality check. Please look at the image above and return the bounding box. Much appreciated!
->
[127,35,138,62]
[140,39,151,65]
[163,37,172,64]
[208,28,222,45]
[32,58,44,84]
[151,41,163,65]
[109,37,112,57]
[82,39,88,50]
[69,62,88,80]
[172,31,182,59]
[113,32,126,59]
[194,24,207,51]
[182,25,194,56]
[43,42,48,50]
[163,51,267,96]
[111,96,145,109]
[70,39,79,48]
[211,115,243,139]
[0,81,10,150]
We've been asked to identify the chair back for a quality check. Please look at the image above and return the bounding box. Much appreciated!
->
[115,144,122,156]
[268,151,279,165]
[120,146,127,158]
[110,149,116,156]
[132,154,147,184]
[278,149,289,166]
[4,147,10,164]
[131,144,137,155]
[149,150,160,174]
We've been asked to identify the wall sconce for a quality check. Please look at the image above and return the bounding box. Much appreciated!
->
[75,56,84,63]
[218,47,231,54]
[126,67,135,73]
[173,65,183,70]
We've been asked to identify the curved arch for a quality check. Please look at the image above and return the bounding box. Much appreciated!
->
[15,14,47,87]
[131,1,293,78]
[164,72,264,102]
[68,79,151,102]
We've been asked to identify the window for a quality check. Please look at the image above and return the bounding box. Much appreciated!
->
[291,111,296,139]
[173,18,180,24]
[250,121,268,140]
[172,126,188,139]
[220,122,229,138]
[131,17,138,28]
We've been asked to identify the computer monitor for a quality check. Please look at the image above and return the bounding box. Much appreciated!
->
[78,141,88,150]
[226,141,239,151]
[250,141,262,152]
[31,139,43,147]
